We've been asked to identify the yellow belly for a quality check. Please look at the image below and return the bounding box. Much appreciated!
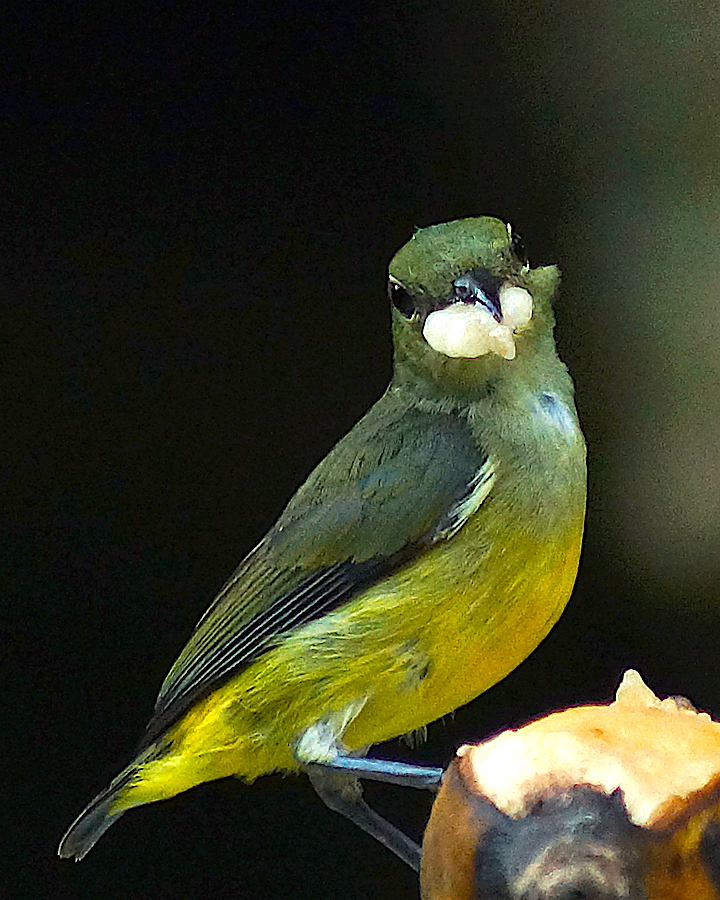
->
[121,509,584,808]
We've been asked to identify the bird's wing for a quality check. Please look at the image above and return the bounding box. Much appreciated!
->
[141,396,493,746]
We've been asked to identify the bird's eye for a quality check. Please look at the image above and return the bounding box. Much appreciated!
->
[388,280,416,318]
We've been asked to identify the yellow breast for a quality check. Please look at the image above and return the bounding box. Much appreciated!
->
[124,499,584,807]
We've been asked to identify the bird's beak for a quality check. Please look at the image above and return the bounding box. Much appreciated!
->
[452,273,503,323]
[475,291,502,323]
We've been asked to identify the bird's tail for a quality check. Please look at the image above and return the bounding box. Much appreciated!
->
[58,763,139,861]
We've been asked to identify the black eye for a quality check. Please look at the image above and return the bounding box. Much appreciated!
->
[388,280,415,318]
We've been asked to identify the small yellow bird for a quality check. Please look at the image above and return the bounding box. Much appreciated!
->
[58,217,586,868]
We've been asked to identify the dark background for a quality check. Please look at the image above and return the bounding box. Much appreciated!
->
[6,1,720,898]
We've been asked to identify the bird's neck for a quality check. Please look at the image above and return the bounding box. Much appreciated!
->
[390,334,569,410]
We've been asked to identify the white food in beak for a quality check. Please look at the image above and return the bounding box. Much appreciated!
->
[499,285,533,329]
[423,303,517,360]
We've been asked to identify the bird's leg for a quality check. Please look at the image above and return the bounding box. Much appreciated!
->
[295,720,445,789]
[307,766,424,871]
[307,749,445,789]
[294,721,444,871]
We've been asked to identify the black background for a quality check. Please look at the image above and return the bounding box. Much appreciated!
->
[6,1,720,898]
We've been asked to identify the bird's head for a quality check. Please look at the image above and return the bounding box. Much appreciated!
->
[387,217,561,397]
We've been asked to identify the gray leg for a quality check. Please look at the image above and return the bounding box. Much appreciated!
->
[295,721,444,872]
[309,752,444,789]
[294,720,444,789]
[307,766,423,872]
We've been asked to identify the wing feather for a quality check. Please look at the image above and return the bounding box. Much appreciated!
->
[141,396,493,748]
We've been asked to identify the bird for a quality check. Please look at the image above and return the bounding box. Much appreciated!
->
[58,216,586,870]
[421,670,720,900]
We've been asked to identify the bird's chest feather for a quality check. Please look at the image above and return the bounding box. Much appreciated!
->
[481,389,586,533]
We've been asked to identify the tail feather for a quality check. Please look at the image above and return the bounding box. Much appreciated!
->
[58,766,136,861]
